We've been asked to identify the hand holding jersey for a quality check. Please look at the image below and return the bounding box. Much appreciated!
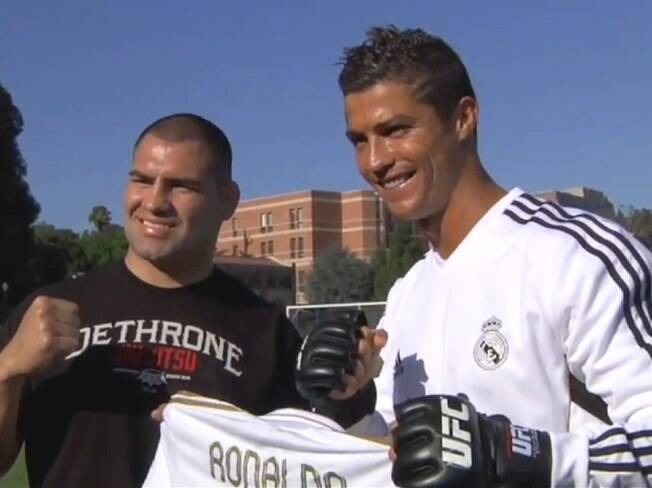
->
[151,402,166,422]
[331,325,387,400]
[296,321,554,488]
[0,296,81,380]
[144,392,394,488]
[294,309,386,429]
[295,309,386,402]
[391,395,552,488]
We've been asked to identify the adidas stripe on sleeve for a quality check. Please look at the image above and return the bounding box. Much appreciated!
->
[357,188,652,487]
[505,192,652,487]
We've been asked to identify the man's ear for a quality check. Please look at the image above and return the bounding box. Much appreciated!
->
[218,180,240,220]
[454,96,479,143]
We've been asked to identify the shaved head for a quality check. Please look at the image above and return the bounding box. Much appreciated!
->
[134,113,232,183]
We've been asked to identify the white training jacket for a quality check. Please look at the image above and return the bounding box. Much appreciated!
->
[362,188,652,487]
[144,392,394,487]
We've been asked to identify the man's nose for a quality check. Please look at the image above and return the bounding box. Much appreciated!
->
[143,181,170,212]
[368,137,394,172]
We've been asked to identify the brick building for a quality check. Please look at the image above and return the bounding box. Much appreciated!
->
[216,189,390,303]
[216,186,615,304]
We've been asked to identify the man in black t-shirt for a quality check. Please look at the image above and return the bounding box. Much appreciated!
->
[0,114,327,487]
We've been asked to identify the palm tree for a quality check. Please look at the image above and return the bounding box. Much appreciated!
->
[88,205,112,233]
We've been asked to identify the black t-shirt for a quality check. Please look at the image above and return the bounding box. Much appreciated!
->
[0,261,305,487]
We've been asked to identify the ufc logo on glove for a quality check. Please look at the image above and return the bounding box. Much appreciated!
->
[440,398,473,468]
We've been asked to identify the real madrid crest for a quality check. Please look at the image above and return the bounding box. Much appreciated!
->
[473,316,509,370]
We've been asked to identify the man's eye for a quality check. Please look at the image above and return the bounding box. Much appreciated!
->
[389,126,410,137]
[351,137,366,148]
[173,184,198,192]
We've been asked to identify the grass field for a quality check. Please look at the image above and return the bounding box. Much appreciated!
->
[0,450,27,488]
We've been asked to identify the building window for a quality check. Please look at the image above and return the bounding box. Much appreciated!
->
[290,238,296,258]
[260,212,273,233]
[261,241,267,256]
[289,207,304,229]
[297,237,304,258]
[231,217,238,237]
[260,213,266,233]
[296,207,303,228]
[268,240,274,255]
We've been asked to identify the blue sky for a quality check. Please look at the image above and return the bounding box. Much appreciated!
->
[2,1,650,231]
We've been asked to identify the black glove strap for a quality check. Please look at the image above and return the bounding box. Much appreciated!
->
[484,417,552,488]
[311,380,376,428]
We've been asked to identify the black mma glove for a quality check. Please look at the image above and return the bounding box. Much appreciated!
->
[294,309,376,427]
[392,394,552,488]
[295,309,366,401]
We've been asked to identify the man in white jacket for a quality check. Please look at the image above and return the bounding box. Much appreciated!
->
[296,25,652,487]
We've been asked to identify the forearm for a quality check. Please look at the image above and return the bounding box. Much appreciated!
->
[552,422,652,488]
[0,353,26,476]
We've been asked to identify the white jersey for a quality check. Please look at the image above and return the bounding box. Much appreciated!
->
[364,188,652,487]
[144,392,394,487]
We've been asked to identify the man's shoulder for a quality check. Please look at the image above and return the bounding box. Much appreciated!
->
[33,262,123,299]
[501,191,638,255]
[499,192,652,294]
[207,268,297,339]
[209,267,278,310]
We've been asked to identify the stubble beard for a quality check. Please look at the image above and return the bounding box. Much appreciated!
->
[125,222,181,264]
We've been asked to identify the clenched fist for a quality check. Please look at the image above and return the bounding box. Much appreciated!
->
[328,325,387,401]
[295,309,387,403]
[1,296,82,380]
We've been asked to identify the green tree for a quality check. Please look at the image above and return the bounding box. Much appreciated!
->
[616,206,652,250]
[28,220,128,285]
[306,247,374,304]
[30,224,90,286]
[88,205,112,233]
[371,220,427,300]
[79,224,128,269]
[0,83,40,303]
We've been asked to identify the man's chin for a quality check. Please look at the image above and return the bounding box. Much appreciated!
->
[387,202,423,221]
[129,244,177,264]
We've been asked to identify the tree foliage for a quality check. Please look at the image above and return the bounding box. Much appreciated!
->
[616,206,652,249]
[31,224,89,287]
[371,220,427,300]
[29,216,128,288]
[306,247,374,304]
[79,224,128,268]
[0,83,40,303]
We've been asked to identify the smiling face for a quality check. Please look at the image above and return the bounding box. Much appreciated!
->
[345,80,468,222]
[124,134,237,271]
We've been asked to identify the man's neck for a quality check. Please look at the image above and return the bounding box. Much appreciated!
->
[419,160,506,259]
[124,251,214,288]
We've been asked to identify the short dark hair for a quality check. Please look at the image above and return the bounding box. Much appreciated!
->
[133,113,233,181]
[339,26,476,122]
